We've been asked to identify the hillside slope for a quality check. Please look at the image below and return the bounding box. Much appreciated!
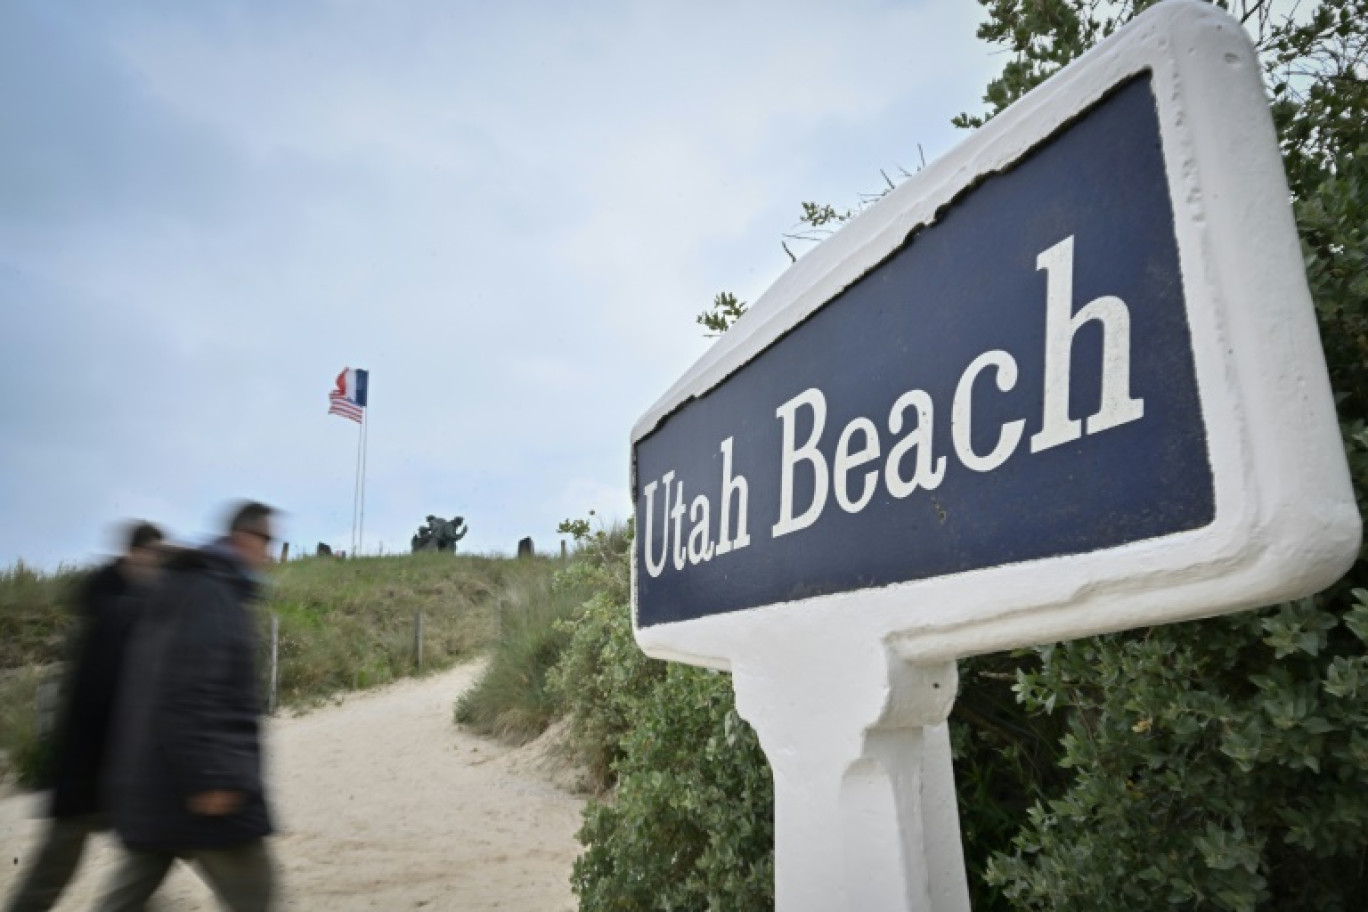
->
[1,552,563,782]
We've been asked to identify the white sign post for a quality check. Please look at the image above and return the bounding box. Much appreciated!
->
[732,647,968,909]
[630,3,1362,909]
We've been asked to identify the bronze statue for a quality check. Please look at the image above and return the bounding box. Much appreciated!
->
[411,515,468,553]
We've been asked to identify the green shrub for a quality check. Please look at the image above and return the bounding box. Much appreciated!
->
[951,653,1068,912]
[546,519,643,785]
[984,594,1368,911]
[572,662,774,912]
[956,1,1368,908]
[545,521,774,910]
[550,589,665,790]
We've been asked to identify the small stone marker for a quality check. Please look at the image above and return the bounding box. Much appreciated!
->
[630,3,1361,910]
[267,614,279,715]
[414,610,424,669]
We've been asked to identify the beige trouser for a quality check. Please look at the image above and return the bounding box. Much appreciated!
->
[3,814,102,912]
[93,839,275,912]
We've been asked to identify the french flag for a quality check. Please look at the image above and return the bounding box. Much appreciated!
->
[328,368,369,423]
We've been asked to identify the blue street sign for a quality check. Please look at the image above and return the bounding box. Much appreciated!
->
[634,75,1215,628]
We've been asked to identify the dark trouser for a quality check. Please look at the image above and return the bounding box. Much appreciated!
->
[3,814,101,912]
[94,840,275,912]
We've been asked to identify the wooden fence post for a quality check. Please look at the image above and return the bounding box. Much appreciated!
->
[414,611,424,670]
[268,614,280,715]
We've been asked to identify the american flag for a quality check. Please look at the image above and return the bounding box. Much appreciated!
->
[328,367,368,424]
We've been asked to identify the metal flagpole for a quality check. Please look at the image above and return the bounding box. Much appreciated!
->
[359,407,369,555]
[351,416,363,556]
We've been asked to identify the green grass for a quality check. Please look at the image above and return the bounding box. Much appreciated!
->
[453,565,595,743]
[454,522,633,748]
[1,559,83,787]
[0,667,54,788]
[266,551,565,707]
[0,561,83,670]
[0,551,567,784]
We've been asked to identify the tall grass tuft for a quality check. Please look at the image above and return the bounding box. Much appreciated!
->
[0,667,53,787]
[453,562,592,743]
[0,561,84,670]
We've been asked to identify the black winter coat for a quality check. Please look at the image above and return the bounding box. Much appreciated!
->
[106,543,273,850]
[48,561,143,818]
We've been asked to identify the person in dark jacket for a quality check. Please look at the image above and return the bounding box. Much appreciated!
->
[95,501,278,912]
[3,521,164,912]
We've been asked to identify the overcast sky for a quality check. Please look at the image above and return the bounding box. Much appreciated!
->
[1,0,1000,569]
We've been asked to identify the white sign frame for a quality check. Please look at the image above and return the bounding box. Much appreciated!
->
[631,0,1360,671]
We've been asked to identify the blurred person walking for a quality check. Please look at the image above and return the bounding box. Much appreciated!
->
[3,522,165,912]
[96,502,279,912]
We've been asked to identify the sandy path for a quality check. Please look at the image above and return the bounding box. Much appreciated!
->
[0,662,586,910]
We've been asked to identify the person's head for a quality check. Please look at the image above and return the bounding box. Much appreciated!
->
[226,501,275,571]
[122,521,165,584]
